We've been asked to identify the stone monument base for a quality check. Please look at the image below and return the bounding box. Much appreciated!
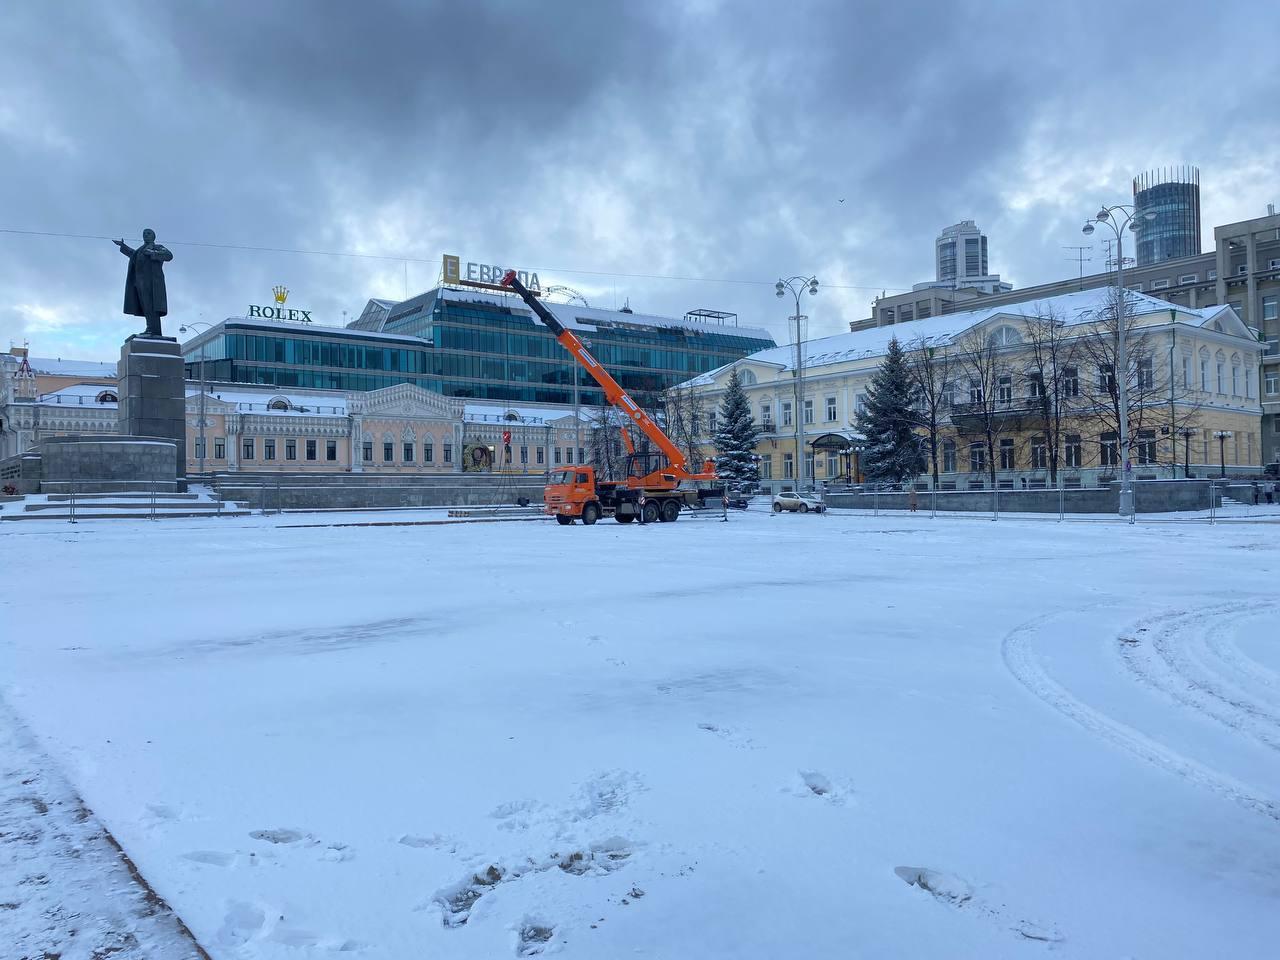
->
[37,435,180,494]
[118,335,185,477]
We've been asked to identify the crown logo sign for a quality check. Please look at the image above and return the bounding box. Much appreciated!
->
[273,285,289,304]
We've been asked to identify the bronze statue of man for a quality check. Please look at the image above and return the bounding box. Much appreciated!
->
[114,228,174,338]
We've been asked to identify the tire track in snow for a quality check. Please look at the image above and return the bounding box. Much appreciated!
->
[1001,608,1280,823]
[1118,601,1280,752]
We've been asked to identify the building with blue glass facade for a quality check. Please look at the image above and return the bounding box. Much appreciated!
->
[1133,166,1201,266]
[186,286,776,409]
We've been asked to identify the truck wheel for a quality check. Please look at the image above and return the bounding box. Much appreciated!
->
[556,515,573,525]
[615,513,634,523]
[642,500,660,524]
[799,503,809,513]
[772,502,783,513]
[660,499,680,523]
[581,502,600,525]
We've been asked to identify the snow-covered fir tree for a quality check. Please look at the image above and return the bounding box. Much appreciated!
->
[712,368,760,482]
[854,337,926,484]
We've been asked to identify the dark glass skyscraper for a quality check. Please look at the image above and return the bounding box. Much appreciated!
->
[1133,166,1201,266]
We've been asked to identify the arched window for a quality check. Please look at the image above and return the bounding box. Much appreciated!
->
[988,325,1022,347]
[737,368,757,386]
[95,390,118,403]
[267,397,291,411]
[503,410,520,421]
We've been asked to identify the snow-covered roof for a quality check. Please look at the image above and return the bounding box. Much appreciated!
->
[686,287,1211,386]
[36,384,119,406]
[187,387,348,417]
[434,287,775,342]
[463,402,588,425]
[28,356,118,378]
[183,316,430,348]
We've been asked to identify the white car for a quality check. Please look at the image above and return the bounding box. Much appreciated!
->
[772,491,825,513]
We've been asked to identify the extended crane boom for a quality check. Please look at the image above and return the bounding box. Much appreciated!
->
[500,270,714,483]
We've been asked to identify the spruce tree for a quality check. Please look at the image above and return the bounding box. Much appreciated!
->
[855,337,926,484]
[712,369,760,483]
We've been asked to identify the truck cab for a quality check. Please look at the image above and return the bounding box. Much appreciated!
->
[545,467,600,524]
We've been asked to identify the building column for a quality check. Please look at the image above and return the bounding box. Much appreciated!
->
[1246,230,1259,329]
[350,415,363,473]
[226,414,240,471]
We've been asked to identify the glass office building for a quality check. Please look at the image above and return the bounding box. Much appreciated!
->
[1133,166,1201,266]
[185,288,775,408]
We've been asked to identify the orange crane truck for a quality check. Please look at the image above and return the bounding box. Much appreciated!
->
[500,270,723,525]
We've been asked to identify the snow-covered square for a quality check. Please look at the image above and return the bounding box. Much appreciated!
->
[3,509,1279,958]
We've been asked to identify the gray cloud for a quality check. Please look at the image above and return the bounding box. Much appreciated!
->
[2,0,1279,361]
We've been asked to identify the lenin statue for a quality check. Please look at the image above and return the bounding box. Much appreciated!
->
[114,228,174,338]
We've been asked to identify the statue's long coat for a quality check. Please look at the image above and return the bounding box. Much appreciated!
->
[120,242,172,318]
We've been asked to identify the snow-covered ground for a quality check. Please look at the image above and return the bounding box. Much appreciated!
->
[2,510,1278,957]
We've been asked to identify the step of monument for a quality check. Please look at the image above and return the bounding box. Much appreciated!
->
[24,500,231,512]
[45,492,201,502]
[3,507,250,521]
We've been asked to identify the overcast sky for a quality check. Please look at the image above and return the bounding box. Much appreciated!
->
[3,0,1279,361]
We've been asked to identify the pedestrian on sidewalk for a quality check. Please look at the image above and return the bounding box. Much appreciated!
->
[1252,480,1261,505]
[1266,480,1276,505]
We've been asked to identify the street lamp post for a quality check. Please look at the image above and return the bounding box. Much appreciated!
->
[776,276,819,492]
[1083,204,1156,522]
[178,321,214,476]
[1215,430,1233,478]
[1180,427,1197,478]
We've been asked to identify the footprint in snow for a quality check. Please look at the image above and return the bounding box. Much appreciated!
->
[895,866,1064,943]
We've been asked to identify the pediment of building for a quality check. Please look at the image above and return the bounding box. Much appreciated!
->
[352,383,463,420]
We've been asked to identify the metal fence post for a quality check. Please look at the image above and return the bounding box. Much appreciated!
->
[149,480,157,521]
[1209,481,1216,525]
[275,476,282,515]
[873,486,879,516]
[68,480,76,525]
[1058,476,1065,522]
[930,486,937,519]
[993,485,999,521]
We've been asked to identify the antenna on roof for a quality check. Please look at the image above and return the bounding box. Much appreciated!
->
[1063,245,1092,291]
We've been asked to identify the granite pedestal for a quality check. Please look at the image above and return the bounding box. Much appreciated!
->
[118,336,186,477]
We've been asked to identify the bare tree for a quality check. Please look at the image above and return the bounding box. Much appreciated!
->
[1019,303,1082,485]
[659,383,706,471]
[903,335,955,488]
[587,404,628,480]
[1075,288,1202,474]
[952,327,1004,486]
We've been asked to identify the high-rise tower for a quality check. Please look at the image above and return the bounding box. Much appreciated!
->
[1133,166,1201,265]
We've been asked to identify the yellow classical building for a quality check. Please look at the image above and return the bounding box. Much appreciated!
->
[682,289,1265,490]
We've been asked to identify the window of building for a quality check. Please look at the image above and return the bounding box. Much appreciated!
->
[762,454,773,479]
[1062,367,1079,397]
[214,437,226,459]
[325,440,336,461]
[1228,300,1243,316]
[803,399,814,424]
[881,307,896,323]
[1100,433,1119,467]
[1246,368,1255,399]
[1216,361,1225,394]
[900,305,914,322]
[1181,355,1192,388]
[1099,364,1115,391]
[1137,357,1154,390]
[1030,437,1048,470]
[286,439,297,461]
[761,403,772,425]
[825,396,837,421]
[578,447,585,464]
[383,442,393,462]
[424,441,434,463]
[707,411,717,434]
[805,452,815,478]
[1207,269,1217,281]
[1270,258,1280,271]
[306,439,317,461]
[535,446,544,465]
[917,301,932,319]
[519,445,528,465]
[826,453,839,477]
[999,438,1016,470]
[1065,434,1082,468]
[554,447,562,465]
[1266,372,1279,396]
[1129,282,1143,292]
[969,379,983,404]
[1027,373,1043,399]
[242,438,255,460]
[443,443,452,464]
[783,453,794,478]
[194,437,206,460]
[856,393,868,413]
[362,441,373,462]
[1201,356,1210,390]
[1179,274,1198,284]
[1231,364,1241,396]
[942,439,956,473]
[690,413,700,436]
[965,237,981,276]
[403,442,414,462]
[1238,264,1250,276]
[264,438,276,460]
[969,442,986,473]
[1136,429,1157,465]
[1264,296,1278,321]
[938,240,957,281]
[782,401,793,427]
[997,375,1013,403]
[1151,278,1170,290]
